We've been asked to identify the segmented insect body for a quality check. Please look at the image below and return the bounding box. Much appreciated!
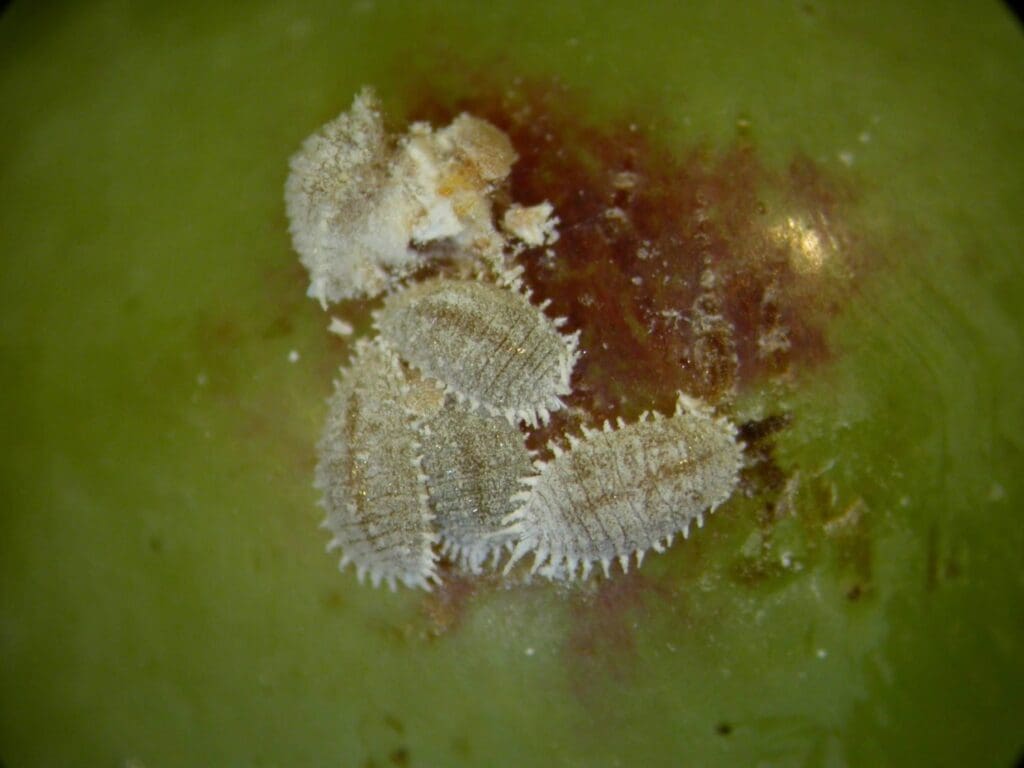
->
[316,339,437,590]
[503,395,743,580]
[375,278,578,426]
[417,401,534,573]
[285,88,417,304]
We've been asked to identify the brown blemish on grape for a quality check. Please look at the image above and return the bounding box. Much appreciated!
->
[565,571,650,698]
[824,498,872,574]
[409,80,862,452]
[924,522,963,592]
[393,76,869,654]
[420,569,476,638]
[737,413,793,500]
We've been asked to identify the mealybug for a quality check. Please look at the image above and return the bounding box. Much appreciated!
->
[316,339,438,590]
[503,394,743,579]
[375,277,579,427]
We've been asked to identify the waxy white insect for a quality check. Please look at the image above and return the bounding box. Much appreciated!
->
[417,400,535,573]
[316,339,438,590]
[374,277,579,427]
[503,394,743,580]
[285,88,516,305]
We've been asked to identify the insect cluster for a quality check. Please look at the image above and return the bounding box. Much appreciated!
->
[286,88,744,590]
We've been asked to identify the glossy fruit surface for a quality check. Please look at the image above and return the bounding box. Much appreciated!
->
[1,2,1022,766]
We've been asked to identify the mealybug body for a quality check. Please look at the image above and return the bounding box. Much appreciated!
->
[375,277,578,426]
[316,339,437,590]
[285,90,516,305]
[503,395,743,579]
[418,401,534,573]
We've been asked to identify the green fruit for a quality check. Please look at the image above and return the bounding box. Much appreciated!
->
[1,2,1022,766]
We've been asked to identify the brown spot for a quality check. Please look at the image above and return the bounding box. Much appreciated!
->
[420,569,476,637]
[388,747,410,767]
[383,714,404,735]
[738,413,793,445]
[191,300,320,479]
[407,77,865,456]
[737,413,793,500]
[564,570,651,698]
[262,258,310,307]
[261,314,294,339]
[322,589,346,612]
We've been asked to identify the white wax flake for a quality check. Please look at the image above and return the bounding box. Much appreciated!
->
[816,648,828,659]
[612,171,639,191]
[603,206,629,225]
[502,202,560,247]
[285,88,517,305]
[659,309,683,324]
[524,647,535,656]
[838,150,855,167]
[288,349,300,363]
[636,242,656,260]
[757,326,792,358]
[328,317,354,337]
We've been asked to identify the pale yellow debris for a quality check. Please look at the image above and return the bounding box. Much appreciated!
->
[502,202,560,247]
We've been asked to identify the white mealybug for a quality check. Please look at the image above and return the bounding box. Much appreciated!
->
[316,338,438,590]
[374,277,579,427]
[502,394,743,580]
[285,88,517,305]
[285,88,411,304]
[417,400,535,573]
